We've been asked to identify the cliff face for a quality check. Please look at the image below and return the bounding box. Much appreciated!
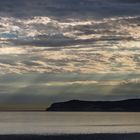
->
[47,99,140,112]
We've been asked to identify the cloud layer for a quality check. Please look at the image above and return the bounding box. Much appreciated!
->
[0,0,139,104]
[0,15,140,74]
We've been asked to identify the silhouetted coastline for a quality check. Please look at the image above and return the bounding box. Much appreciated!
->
[47,99,140,112]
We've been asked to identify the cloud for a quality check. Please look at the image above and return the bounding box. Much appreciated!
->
[0,0,140,18]
[0,41,140,74]
[0,12,139,74]
[116,0,140,3]
[0,73,139,104]
[0,0,139,104]
[0,46,26,55]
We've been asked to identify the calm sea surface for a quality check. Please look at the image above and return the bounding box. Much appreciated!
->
[0,112,140,134]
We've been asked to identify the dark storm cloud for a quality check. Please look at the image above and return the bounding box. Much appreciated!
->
[12,34,75,47]
[11,34,134,47]
[116,0,140,3]
[0,0,140,18]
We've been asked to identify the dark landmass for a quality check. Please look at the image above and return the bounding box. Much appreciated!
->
[0,133,140,140]
[47,99,140,112]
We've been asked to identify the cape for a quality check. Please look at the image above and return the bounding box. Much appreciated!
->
[47,99,140,112]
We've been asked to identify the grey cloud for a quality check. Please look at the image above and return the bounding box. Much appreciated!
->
[0,73,139,85]
[111,83,140,99]
[0,0,140,18]
[22,60,45,67]
[0,73,139,104]
[0,81,139,104]
[2,17,138,48]
[11,35,135,47]
[116,0,140,3]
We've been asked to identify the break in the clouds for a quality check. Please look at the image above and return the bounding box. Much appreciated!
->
[0,0,140,105]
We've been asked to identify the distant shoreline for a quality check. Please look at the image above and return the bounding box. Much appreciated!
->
[0,133,140,140]
[0,99,140,112]
[47,99,140,112]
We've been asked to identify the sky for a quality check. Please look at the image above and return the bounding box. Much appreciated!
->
[0,0,140,108]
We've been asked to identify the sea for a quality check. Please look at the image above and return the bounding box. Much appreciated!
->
[0,112,140,135]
